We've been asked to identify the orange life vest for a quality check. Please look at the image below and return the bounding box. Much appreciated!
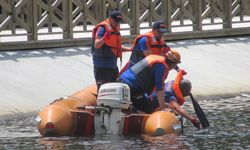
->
[129,31,167,65]
[91,20,122,58]
[130,55,169,94]
[172,71,186,105]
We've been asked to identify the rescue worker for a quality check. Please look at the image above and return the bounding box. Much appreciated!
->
[117,49,181,111]
[132,70,201,129]
[127,21,171,68]
[92,10,131,91]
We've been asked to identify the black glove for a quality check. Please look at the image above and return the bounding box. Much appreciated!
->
[191,117,200,129]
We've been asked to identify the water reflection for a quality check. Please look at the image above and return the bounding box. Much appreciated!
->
[0,94,250,149]
[142,134,188,149]
[39,137,70,150]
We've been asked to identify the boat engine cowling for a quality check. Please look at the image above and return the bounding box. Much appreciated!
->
[97,83,131,109]
[96,83,131,135]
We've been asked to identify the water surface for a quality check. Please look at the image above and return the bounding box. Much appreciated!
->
[1,94,250,149]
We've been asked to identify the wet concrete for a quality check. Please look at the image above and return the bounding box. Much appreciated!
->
[0,36,250,118]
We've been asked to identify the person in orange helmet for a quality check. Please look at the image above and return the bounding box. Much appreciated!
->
[131,70,201,129]
[92,10,131,91]
[117,49,181,111]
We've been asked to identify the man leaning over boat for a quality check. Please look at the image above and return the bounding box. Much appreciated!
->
[129,69,201,129]
[117,50,181,111]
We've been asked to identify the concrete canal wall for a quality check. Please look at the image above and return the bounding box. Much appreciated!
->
[0,35,250,119]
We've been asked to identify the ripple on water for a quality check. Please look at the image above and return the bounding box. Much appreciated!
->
[0,95,250,149]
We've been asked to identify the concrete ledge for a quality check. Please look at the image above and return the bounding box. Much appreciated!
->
[1,27,250,51]
[166,27,250,40]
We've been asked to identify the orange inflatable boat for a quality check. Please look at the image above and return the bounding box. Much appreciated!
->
[36,83,182,137]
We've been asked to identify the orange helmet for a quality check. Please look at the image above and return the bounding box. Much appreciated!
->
[165,49,181,63]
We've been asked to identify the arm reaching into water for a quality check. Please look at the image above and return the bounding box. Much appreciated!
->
[168,101,200,129]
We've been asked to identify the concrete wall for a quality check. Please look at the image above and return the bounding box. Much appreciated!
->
[0,35,250,119]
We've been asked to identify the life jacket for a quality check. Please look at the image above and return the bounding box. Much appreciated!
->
[172,71,186,105]
[130,55,169,94]
[129,31,167,65]
[91,20,122,58]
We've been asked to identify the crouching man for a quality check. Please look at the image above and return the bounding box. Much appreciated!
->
[132,70,201,129]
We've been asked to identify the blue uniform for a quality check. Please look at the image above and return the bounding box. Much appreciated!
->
[133,81,177,113]
[134,36,147,53]
[128,37,147,68]
[118,55,169,112]
[120,63,167,91]
[92,26,117,68]
[92,26,119,91]
[150,80,177,103]
[119,62,168,112]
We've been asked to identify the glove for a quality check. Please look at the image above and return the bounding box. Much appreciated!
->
[103,31,111,41]
[179,69,187,75]
[163,45,171,53]
[191,117,200,129]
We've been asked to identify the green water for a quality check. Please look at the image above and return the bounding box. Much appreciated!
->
[1,94,250,150]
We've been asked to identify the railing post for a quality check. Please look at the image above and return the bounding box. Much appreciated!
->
[96,0,106,23]
[116,0,121,10]
[162,0,171,32]
[223,0,232,29]
[31,0,38,40]
[11,0,16,34]
[130,0,140,35]
[27,0,33,40]
[149,0,153,27]
[82,0,87,31]
[63,0,73,39]
[193,0,202,31]
[48,0,52,33]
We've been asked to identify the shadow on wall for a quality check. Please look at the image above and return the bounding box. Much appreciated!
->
[167,35,250,48]
[0,47,92,62]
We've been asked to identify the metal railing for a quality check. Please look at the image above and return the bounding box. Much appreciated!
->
[0,0,250,50]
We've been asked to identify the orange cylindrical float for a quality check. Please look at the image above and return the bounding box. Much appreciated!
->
[37,85,97,137]
[144,111,181,136]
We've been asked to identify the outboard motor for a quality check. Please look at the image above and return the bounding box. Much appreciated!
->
[95,83,131,135]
